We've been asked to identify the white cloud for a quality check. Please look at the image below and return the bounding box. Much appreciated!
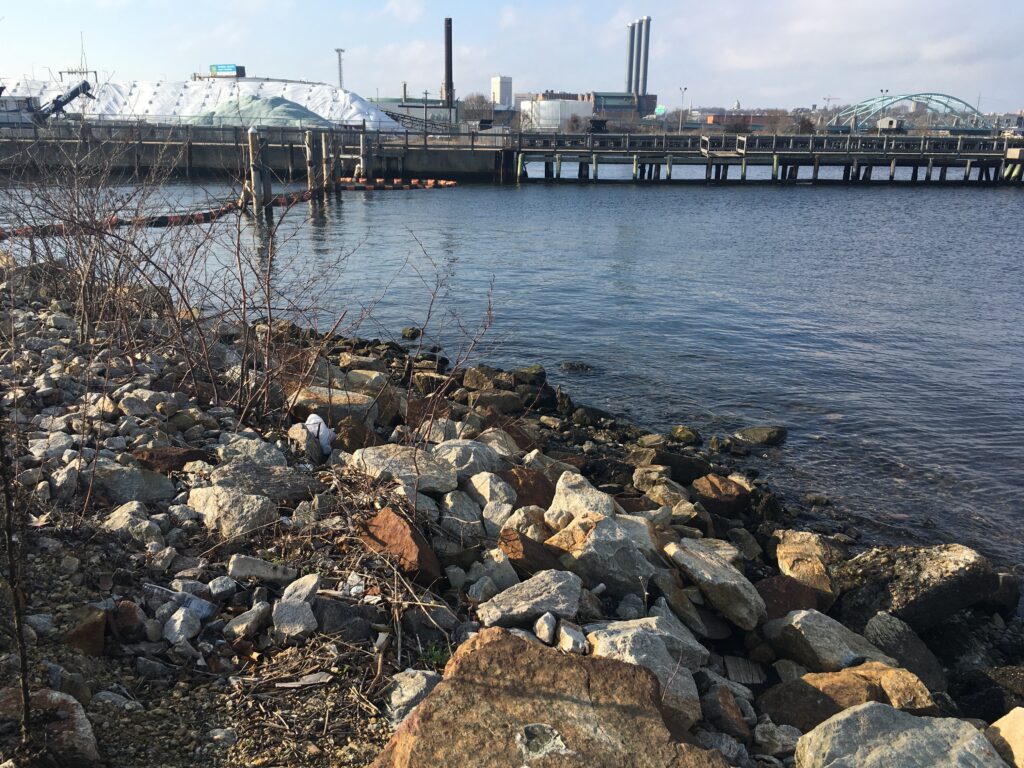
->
[383,0,424,24]
[498,5,519,30]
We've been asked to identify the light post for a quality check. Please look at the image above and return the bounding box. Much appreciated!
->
[335,48,345,90]
[679,86,687,132]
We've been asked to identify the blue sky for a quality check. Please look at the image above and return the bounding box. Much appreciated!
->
[1,0,1021,112]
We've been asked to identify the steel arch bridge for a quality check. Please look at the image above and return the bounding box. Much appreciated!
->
[828,93,992,131]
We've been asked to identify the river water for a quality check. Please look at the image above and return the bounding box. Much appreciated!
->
[13,177,1024,564]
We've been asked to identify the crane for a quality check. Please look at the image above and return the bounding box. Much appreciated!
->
[822,96,842,109]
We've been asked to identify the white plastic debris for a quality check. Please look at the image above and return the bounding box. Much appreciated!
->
[304,414,336,456]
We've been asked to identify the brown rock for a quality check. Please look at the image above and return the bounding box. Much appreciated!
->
[411,371,454,396]
[773,530,843,610]
[334,415,380,453]
[113,600,145,641]
[690,474,751,516]
[64,606,108,657]
[498,467,556,509]
[132,446,212,473]
[371,628,730,768]
[467,390,524,415]
[756,574,821,621]
[757,661,937,733]
[702,684,752,744]
[498,528,565,577]
[625,446,712,486]
[360,507,442,586]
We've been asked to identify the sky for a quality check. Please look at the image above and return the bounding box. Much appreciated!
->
[1,0,1021,113]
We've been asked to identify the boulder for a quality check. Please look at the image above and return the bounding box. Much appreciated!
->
[467,390,524,414]
[754,718,802,757]
[774,530,843,610]
[586,616,709,671]
[360,507,442,586]
[587,623,702,730]
[758,661,937,733]
[863,611,947,692]
[546,511,657,599]
[101,501,164,547]
[281,573,321,603]
[464,472,516,508]
[794,702,1007,768]
[209,461,323,504]
[690,473,751,516]
[756,574,821,621]
[664,540,766,630]
[734,426,788,446]
[438,490,487,548]
[430,439,505,482]
[91,458,176,504]
[350,444,458,494]
[523,449,581,485]
[216,435,287,467]
[626,446,711,486]
[371,629,729,768]
[497,466,556,509]
[831,544,999,632]
[986,707,1024,768]
[163,607,201,644]
[0,687,99,763]
[763,609,897,672]
[702,684,753,744]
[497,528,564,577]
[287,386,379,426]
[477,569,582,628]
[188,486,278,540]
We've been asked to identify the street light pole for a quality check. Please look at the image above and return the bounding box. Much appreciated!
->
[679,86,687,132]
[335,48,345,90]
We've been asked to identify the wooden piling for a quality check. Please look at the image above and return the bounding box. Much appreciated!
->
[889,159,897,181]
[304,130,316,194]
[321,131,332,193]
[591,154,599,181]
[247,127,264,211]
[771,154,779,181]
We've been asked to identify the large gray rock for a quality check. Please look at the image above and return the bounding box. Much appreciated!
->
[387,669,442,725]
[477,569,582,627]
[664,540,766,630]
[764,609,897,673]
[545,511,657,599]
[544,472,622,531]
[272,600,318,644]
[831,544,999,632]
[588,622,702,729]
[585,616,709,671]
[350,444,458,494]
[216,434,287,467]
[101,501,164,547]
[430,439,505,482]
[163,607,201,644]
[795,702,1008,767]
[91,458,176,504]
[188,486,278,540]
[463,472,516,508]
[438,490,487,548]
[864,611,947,692]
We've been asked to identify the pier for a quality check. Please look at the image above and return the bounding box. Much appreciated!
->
[1,121,1023,185]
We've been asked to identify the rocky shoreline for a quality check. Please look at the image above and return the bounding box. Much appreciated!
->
[0,262,1022,768]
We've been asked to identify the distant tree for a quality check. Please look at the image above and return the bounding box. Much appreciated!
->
[460,93,492,122]
[565,114,585,133]
[797,116,815,133]
[762,109,795,133]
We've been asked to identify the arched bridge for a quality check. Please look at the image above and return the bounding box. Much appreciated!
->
[828,93,992,132]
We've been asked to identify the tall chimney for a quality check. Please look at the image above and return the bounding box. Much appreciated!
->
[625,23,635,93]
[631,20,642,95]
[443,17,454,108]
[639,16,651,96]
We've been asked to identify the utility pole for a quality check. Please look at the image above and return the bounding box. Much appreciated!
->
[335,48,345,90]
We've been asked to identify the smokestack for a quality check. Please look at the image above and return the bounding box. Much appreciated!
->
[625,23,635,93]
[631,19,642,95]
[443,17,454,108]
[639,16,651,96]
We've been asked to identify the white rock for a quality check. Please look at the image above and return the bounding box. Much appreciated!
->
[464,472,517,508]
[534,612,558,645]
[350,444,458,494]
[663,540,766,630]
[163,607,201,644]
[223,601,271,640]
[557,622,588,654]
[188,486,278,540]
[430,439,505,482]
[227,555,297,585]
[272,600,318,644]
[281,573,321,603]
[763,609,897,672]
[387,669,442,724]
[477,570,583,628]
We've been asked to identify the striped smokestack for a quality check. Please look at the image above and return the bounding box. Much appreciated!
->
[443,17,454,108]
[631,19,642,95]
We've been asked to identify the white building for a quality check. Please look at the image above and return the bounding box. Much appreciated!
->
[490,76,512,108]
[519,99,594,131]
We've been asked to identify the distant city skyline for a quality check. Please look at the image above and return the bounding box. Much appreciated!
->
[1,0,1021,113]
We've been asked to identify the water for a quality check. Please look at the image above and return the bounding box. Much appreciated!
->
[11,178,1024,564]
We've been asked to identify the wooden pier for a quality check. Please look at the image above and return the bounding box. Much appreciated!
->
[2,121,1023,186]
